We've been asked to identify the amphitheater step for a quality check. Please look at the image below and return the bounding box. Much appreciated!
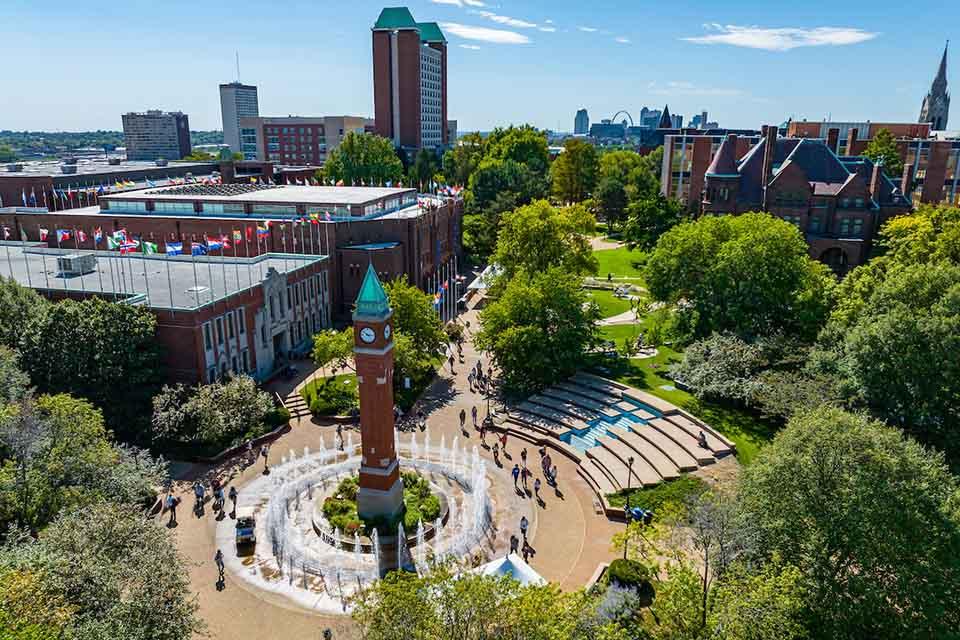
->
[622,422,699,471]
[517,402,588,431]
[618,387,679,415]
[528,394,602,423]
[648,419,717,465]
[541,388,620,416]
[578,463,618,500]
[593,437,662,487]
[662,414,735,455]
[571,372,628,394]
[508,410,567,434]
[607,427,681,480]
[553,381,621,406]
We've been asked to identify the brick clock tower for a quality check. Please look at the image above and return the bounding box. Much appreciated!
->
[353,265,404,521]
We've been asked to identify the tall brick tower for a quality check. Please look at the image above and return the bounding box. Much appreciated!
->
[353,264,404,521]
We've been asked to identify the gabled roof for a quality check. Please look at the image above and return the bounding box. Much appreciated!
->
[373,7,417,30]
[705,135,739,177]
[657,105,673,129]
[354,264,391,318]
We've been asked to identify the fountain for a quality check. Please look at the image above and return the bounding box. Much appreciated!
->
[397,523,408,571]
[451,436,459,474]
[371,528,381,580]
[433,516,443,562]
[346,432,354,456]
[353,532,362,578]
[415,520,426,570]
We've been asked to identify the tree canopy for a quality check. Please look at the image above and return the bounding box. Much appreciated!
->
[442,133,486,187]
[645,212,836,340]
[738,406,960,639]
[862,127,904,178]
[322,132,404,186]
[475,267,600,395]
[551,138,599,203]
[493,200,597,280]
[484,125,550,176]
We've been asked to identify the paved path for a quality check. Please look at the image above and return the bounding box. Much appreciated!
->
[165,302,621,639]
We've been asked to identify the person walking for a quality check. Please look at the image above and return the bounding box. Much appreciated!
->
[550,464,558,488]
[519,515,529,543]
[261,444,270,471]
[520,448,528,469]
[336,423,344,451]
[492,442,500,465]
[193,481,205,513]
[213,483,225,512]
[521,466,530,491]
[500,432,508,454]
[511,464,520,489]
[228,486,238,512]
[509,533,519,555]
[534,477,542,500]
[215,549,225,577]
[522,540,533,563]
[448,354,455,374]
[479,422,487,446]
[471,405,478,428]
[166,493,178,526]
[459,408,467,432]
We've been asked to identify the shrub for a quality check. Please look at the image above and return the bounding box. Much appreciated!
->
[607,558,651,588]
[265,406,290,427]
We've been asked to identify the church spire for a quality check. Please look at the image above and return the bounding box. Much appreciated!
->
[919,41,950,131]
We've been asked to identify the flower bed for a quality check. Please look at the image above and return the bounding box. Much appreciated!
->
[321,471,442,536]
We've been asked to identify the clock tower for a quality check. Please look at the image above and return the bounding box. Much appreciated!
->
[352,264,403,521]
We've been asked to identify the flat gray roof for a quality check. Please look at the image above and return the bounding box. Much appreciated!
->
[0,241,325,311]
[103,184,416,206]
[3,158,217,179]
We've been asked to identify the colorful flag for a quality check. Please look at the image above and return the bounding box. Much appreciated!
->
[232,229,242,242]
[94,227,103,243]
[256,225,269,237]
[141,240,158,254]
[21,190,27,206]
[146,178,156,188]
[205,236,224,251]
[324,211,332,221]
[107,236,119,250]
[166,242,183,256]
[56,229,71,243]
[77,230,87,242]
[2,226,10,240]
[113,229,127,241]
[191,243,207,256]
[119,240,140,254]
[29,189,37,206]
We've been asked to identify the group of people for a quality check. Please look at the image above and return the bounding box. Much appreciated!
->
[163,476,239,527]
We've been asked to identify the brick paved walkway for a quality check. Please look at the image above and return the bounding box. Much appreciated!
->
[166,305,621,639]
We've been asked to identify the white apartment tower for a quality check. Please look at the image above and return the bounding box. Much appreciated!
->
[220,82,259,156]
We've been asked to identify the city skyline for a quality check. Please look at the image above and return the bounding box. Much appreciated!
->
[0,0,953,132]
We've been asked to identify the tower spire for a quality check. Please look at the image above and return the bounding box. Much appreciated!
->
[919,41,950,131]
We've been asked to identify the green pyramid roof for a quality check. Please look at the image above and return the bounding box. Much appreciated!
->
[417,22,446,43]
[373,7,417,31]
[354,264,391,317]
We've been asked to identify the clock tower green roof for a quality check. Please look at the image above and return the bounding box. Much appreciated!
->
[354,264,391,318]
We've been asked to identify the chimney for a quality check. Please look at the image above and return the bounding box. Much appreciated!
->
[870,160,884,203]
[827,128,840,154]
[901,163,915,196]
[761,125,777,209]
[846,128,859,156]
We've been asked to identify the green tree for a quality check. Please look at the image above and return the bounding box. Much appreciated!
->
[476,267,600,394]
[669,333,766,405]
[645,213,836,340]
[0,276,47,351]
[485,125,550,175]
[551,139,599,203]
[409,148,438,192]
[1,503,202,640]
[441,133,485,186]
[0,145,16,163]
[151,375,274,449]
[708,563,808,640]
[323,132,404,186]
[622,194,684,250]
[383,276,447,358]
[463,158,548,256]
[493,200,598,279]
[311,328,353,377]
[738,406,960,639]
[595,177,629,231]
[0,566,74,640]
[598,150,645,184]
[862,127,904,178]
[179,150,215,161]
[0,346,30,405]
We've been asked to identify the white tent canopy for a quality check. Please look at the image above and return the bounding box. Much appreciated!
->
[472,553,546,586]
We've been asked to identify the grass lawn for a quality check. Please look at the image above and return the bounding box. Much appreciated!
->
[301,373,359,415]
[591,325,778,465]
[594,247,647,284]
[585,288,633,319]
[607,475,707,509]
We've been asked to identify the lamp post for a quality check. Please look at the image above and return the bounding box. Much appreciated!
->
[624,456,635,559]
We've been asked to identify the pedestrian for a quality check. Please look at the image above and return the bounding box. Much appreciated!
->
[480,422,487,446]
[520,515,529,542]
[500,432,508,454]
[467,371,475,391]
[492,442,500,464]
[336,423,344,450]
[215,549,225,576]
[520,448,528,468]
[459,408,466,431]
[448,354,455,373]
[214,483,225,511]
[193,481,205,511]
[166,493,177,525]
[417,409,425,430]
[550,464,558,487]
[512,464,520,489]
[471,405,478,427]
[509,533,519,555]
[521,466,530,491]
[245,440,253,466]
[522,540,533,563]
[261,444,270,471]
[534,477,541,500]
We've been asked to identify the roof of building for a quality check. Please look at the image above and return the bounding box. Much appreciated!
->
[107,184,417,206]
[0,241,324,311]
[657,105,673,129]
[354,264,390,317]
[473,554,546,586]
[342,242,401,251]
[705,135,739,177]
[2,158,216,180]
[372,7,446,42]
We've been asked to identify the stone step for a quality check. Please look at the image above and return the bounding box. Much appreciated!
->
[553,381,621,406]
[517,402,587,431]
[648,419,716,465]
[624,421,699,471]
[571,372,628,394]
[662,413,735,455]
[509,409,567,434]
[528,394,602,423]
[541,388,620,416]
[578,463,618,500]
[593,437,661,487]
[607,427,681,480]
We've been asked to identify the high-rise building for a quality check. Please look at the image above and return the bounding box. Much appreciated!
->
[238,115,367,164]
[372,7,448,150]
[121,110,191,161]
[220,82,260,156]
[574,109,590,135]
[919,42,950,131]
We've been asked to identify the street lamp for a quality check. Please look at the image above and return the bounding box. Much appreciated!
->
[624,456,635,559]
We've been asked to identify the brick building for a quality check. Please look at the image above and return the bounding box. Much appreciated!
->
[700,127,911,274]
[372,7,448,150]
[238,115,368,164]
[121,110,192,161]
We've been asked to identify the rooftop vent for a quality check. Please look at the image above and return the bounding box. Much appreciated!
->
[57,253,97,276]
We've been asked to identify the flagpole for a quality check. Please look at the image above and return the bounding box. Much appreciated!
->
[53,228,66,291]
[217,227,230,302]
[18,226,32,289]
[93,233,105,295]
[233,228,241,293]
[190,240,201,308]
[139,236,152,305]
[205,240,217,311]
[37,225,50,292]
[165,249,175,319]
[72,229,86,296]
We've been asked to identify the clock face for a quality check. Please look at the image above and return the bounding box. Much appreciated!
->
[383,324,392,340]
[359,327,376,344]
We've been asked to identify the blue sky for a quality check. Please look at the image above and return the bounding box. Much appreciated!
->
[0,0,952,132]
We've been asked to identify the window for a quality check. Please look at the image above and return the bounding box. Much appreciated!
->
[216,318,224,345]
[260,325,267,344]
[232,356,239,373]
[839,218,852,235]
[154,201,195,214]
[228,313,235,339]
[241,350,250,373]
[840,198,851,209]
[269,296,275,321]
[286,288,292,310]
[809,216,822,233]
[854,197,864,208]
[105,200,147,213]
[208,367,217,382]
[852,218,863,236]
[203,323,212,350]
[237,309,246,334]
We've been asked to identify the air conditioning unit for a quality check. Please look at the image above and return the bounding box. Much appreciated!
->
[57,253,97,276]
[5,164,23,172]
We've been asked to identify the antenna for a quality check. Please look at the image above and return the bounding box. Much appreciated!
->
[235,51,240,83]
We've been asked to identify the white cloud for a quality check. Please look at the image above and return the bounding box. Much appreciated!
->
[578,26,598,33]
[440,22,531,44]
[538,26,556,32]
[647,80,745,97]
[615,36,631,44]
[683,24,879,51]
[472,10,537,29]
[463,0,485,5]
[459,44,482,50]
[431,0,465,5]
[545,19,554,24]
